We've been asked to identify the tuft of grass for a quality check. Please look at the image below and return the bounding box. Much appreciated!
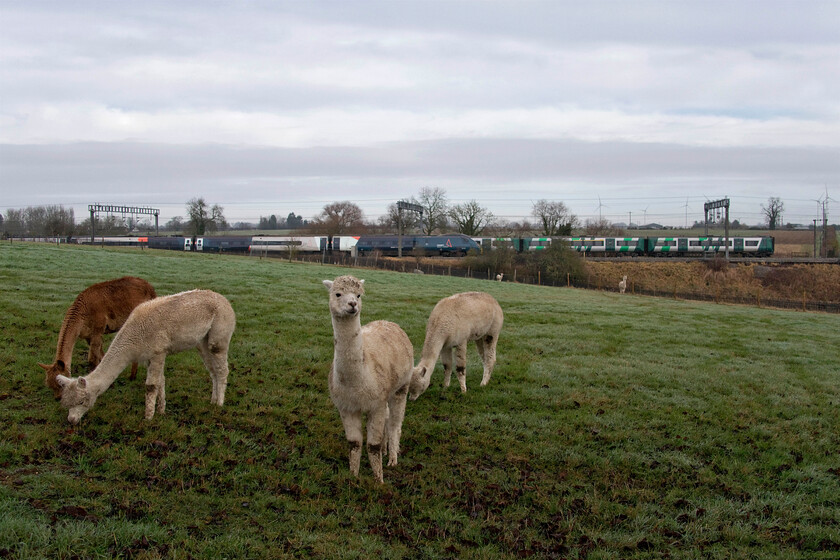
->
[1,242,839,559]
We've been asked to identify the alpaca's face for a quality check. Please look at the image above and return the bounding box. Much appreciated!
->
[57,377,96,425]
[409,364,431,400]
[39,360,69,400]
[323,276,365,319]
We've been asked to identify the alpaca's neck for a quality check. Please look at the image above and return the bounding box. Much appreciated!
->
[331,314,365,384]
[419,332,446,368]
[83,336,135,397]
[54,310,83,367]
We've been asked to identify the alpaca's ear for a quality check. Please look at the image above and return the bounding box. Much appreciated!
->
[322,280,333,290]
[38,363,51,371]
[78,378,87,389]
[55,375,72,387]
[419,366,427,378]
[359,279,365,286]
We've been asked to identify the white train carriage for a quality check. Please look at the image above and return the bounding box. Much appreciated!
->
[249,236,359,255]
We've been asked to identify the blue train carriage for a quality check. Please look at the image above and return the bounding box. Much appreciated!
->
[354,235,408,256]
[195,236,252,254]
[567,237,645,255]
[418,234,480,256]
[356,234,479,256]
[148,236,190,250]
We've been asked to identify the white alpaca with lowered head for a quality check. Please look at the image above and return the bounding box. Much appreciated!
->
[323,275,414,483]
[410,291,503,400]
[56,289,235,425]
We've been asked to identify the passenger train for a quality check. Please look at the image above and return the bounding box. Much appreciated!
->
[70,234,775,258]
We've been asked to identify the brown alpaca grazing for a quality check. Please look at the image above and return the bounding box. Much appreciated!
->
[39,276,156,398]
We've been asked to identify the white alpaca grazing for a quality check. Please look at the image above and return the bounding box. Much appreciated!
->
[56,290,235,425]
[496,273,504,282]
[409,292,503,400]
[323,275,414,483]
[619,275,627,294]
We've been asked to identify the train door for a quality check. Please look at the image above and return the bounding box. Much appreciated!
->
[184,238,191,251]
[678,238,688,253]
[605,238,615,253]
[195,238,204,251]
[734,238,744,253]
[319,237,328,252]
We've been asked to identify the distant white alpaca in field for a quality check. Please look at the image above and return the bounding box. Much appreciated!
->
[496,273,504,282]
[56,290,235,425]
[323,275,414,483]
[409,292,503,400]
[619,275,627,294]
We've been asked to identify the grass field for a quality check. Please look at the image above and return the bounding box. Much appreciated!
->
[1,242,838,559]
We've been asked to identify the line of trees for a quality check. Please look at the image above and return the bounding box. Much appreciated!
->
[2,194,810,240]
[258,212,307,230]
[307,188,582,241]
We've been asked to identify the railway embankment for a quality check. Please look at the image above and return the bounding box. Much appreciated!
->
[354,255,840,312]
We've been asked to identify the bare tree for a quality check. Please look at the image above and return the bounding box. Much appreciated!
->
[583,217,624,236]
[417,187,449,235]
[43,205,76,237]
[165,216,184,232]
[312,201,365,239]
[532,200,577,236]
[379,202,422,234]
[3,209,25,237]
[761,197,784,230]
[186,198,226,235]
[449,200,494,236]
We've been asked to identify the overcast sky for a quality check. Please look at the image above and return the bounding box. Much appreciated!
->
[1,0,838,228]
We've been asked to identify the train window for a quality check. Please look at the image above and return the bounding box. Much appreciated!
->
[746,240,758,247]
[689,240,702,247]
[657,240,676,247]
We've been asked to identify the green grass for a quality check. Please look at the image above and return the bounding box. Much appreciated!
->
[1,242,839,559]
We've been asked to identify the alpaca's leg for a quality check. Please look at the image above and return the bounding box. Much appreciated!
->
[382,404,391,459]
[199,341,229,406]
[339,409,364,477]
[475,337,486,363]
[144,355,166,419]
[156,375,166,414]
[455,343,468,393]
[88,333,104,367]
[441,346,454,388]
[366,405,388,483]
[480,333,498,386]
[387,387,409,467]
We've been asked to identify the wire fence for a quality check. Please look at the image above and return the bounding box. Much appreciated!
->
[274,252,840,314]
